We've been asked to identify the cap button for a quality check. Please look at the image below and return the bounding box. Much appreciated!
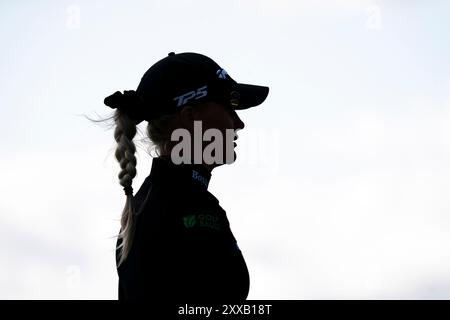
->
[168,52,175,56]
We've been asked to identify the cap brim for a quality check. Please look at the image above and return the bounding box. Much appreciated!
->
[232,83,269,110]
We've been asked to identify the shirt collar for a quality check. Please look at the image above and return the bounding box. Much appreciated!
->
[149,155,212,191]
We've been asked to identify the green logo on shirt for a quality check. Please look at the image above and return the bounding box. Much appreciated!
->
[183,215,197,228]
[183,214,221,231]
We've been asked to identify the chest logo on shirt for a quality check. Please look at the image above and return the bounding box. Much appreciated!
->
[183,214,221,231]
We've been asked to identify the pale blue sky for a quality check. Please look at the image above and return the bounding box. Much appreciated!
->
[1,0,450,299]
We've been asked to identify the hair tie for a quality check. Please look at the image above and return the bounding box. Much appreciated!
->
[104,90,146,122]
[123,185,133,196]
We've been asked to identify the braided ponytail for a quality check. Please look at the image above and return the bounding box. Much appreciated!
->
[85,89,177,267]
[102,90,143,267]
[113,109,138,267]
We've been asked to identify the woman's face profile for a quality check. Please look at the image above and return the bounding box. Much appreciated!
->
[173,100,245,167]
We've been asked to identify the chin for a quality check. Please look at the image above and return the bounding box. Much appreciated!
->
[226,151,237,164]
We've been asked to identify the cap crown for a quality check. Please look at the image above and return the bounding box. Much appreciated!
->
[136,52,237,120]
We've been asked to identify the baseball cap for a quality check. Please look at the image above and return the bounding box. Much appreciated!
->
[104,52,269,124]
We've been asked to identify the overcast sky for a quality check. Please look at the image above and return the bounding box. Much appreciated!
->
[1,0,450,299]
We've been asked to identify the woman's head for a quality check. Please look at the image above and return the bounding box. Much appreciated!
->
[106,51,268,167]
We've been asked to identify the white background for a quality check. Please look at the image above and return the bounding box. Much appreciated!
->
[1,0,450,299]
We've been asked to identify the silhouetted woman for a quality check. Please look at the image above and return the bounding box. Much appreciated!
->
[102,52,269,302]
